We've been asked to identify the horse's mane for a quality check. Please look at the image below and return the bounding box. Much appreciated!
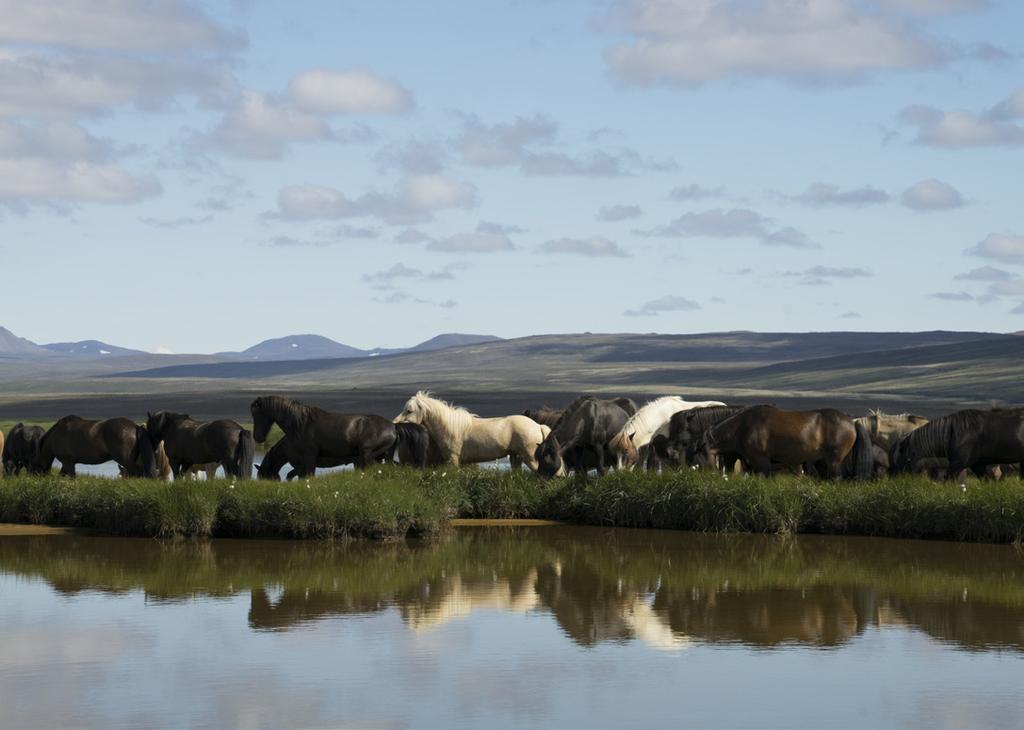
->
[551,395,597,431]
[622,396,686,440]
[899,409,984,460]
[681,405,746,433]
[258,395,326,432]
[409,391,476,443]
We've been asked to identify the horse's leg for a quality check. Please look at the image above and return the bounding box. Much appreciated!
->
[747,455,772,477]
[595,445,606,477]
[221,460,235,478]
[60,461,75,478]
[509,454,522,471]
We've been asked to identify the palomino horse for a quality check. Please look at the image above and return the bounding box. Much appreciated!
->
[394,391,550,471]
[535,395,633,478]
[609,396,726,470]
[35,416,158,478]
[694,405,873,479]
[854,410,928,451]
[146,412,255,479]
[251,395,423,476]
[3,424,45,475]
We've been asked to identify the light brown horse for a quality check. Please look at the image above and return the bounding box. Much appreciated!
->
[854,410,928,451]
[696,405,873,479]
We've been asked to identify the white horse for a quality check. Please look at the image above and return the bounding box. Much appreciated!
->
[394,391,550,471]
[609,396,726,469]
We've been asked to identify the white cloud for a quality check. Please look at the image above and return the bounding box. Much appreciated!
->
[597,204,643,222]
[784,182,890,207]
[0,49,235,118]
[457,114,558,166]
[637,208,818,248]
[668,184,727,201]
[0,158,160,204]
[966,234,1024,264]
[427,232,515,253]
[398,174,475,211]
[929,291,974,301]
[783,265,872,286]
[900,93,1024,148]
[0,0,241,51]
[953,266,1013,281]
[539,237,629,257]
[624,294,700,317]
[207,91,331,159]
[273,174,476,225]
[0,119,110,160]
[603,0,958,87]
[289,70,412,115]
[874,0,988,16]
[901,179,965,210]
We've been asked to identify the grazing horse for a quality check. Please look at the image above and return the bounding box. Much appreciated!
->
[394,391,550,471]
[3,423,46,476]
[694,405,873,479]
[534,395,633,477]
[256,423,430,481]
[252,396,420,476]
[608,396,727,470]
[523,407,564,428]
[145,412,255,479]
[890,408,1024,480]
[35,416,158,478]
[666,405,749,468]
[854,410,929,451]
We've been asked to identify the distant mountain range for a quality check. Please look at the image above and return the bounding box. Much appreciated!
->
[0,326,502,363]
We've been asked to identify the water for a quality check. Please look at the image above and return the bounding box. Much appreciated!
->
[1,526,1023,729]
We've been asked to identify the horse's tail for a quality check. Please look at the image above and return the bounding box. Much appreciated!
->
[395,423,428,468]
[135,426,158,479]
[850,421,874,481]
[235,429,255,479]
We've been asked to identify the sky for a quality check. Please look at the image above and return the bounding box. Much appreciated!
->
[1,0,1023,354]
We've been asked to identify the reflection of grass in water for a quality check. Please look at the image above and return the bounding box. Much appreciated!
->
[3,465,1024,544]
[2,527,1023,631]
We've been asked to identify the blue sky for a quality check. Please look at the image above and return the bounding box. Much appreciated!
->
[1,0,1022,353]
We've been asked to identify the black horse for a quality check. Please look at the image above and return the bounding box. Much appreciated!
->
[3,423,46,475]
[667,405,747,468]
[146,411,255,479]
[890,408,1024,480]
[534,395,633,477]
[250,395,425,476]
[257,423,430,480]
[35,416,158,478]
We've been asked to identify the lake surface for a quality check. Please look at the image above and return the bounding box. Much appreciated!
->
[2,526,1023,729]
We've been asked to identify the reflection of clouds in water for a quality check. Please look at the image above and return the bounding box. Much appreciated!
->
[0,625,155,729]
[907,692,1024,730]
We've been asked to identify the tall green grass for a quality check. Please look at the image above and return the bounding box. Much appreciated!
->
[2,465,1024,543]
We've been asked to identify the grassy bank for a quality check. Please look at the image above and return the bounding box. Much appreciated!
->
[2,466,1024,543]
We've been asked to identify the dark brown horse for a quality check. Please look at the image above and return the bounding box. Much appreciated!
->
[256,422,430,480]
[251,395,423,476]
[523,407,563,428]
[890,408,1024,480]
[534,396,633,477]
[694,405,873,479]
[35,416,158,478]
[145,412,255,479]
[3,423,46,476]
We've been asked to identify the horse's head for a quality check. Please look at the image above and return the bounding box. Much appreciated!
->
[145,411,168,444]
[611,430,641,470]
[256,459,280,481]
[394,394,425,425]
[888,437,913,474]
[250,397,274,443]
[534,434,564,478]
[688,429,719,470]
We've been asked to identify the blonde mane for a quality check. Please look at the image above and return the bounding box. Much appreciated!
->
[621,396,688,443]
[410,391,477,446]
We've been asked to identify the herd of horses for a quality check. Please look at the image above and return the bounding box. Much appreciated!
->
[2,392,1024,483]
